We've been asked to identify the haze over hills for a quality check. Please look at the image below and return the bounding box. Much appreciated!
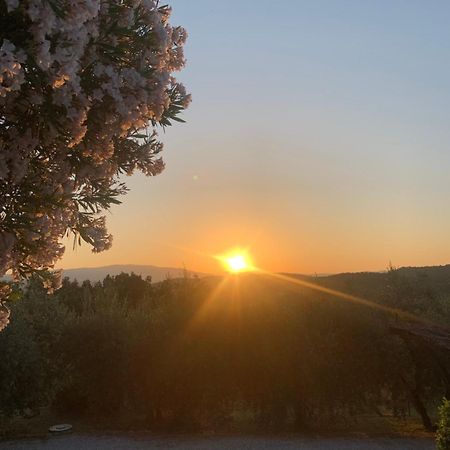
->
[61,264,209,283]
[60,262,450,290]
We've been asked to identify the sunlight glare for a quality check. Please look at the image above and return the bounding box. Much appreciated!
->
[226,254,248,272]
[218,249,254,273]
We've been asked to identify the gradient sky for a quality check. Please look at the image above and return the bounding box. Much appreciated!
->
[60,0,450,274]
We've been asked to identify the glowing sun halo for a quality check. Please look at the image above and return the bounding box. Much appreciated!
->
[220,251,253,273]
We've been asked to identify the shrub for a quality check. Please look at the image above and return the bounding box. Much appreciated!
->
[437,398,450,450]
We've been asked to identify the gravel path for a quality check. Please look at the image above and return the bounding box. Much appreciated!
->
[0,435,435,449]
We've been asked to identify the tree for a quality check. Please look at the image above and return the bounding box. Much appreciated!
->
[0,0,190,327]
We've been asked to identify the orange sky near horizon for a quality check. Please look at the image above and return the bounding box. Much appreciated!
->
[59,164,450,274]
[59,1,450,275]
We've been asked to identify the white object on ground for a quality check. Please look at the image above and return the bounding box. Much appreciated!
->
[48,424,72,433]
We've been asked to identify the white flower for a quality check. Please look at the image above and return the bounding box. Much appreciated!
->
[0,40,25,97]
[0,303,10,332]
[5,0,19,12]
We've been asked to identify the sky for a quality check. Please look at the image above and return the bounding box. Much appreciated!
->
[60,0,450,274]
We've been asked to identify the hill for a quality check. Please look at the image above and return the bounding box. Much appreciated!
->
[61,264,208,283]
[60,262,450,309]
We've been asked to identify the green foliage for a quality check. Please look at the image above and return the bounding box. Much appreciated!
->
[437,398,450,450]
[0,277,70,414]
[1,269,449,432]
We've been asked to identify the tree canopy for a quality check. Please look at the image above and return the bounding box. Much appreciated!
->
[1,269,449,433]
[0,0,190,328]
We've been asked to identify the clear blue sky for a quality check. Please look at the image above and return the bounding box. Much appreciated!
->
[61,0,450,273]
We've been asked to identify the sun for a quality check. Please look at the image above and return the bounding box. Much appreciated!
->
[218,249,254,273]
[226,254,248,272]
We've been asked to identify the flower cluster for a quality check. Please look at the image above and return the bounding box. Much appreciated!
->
[0,0,190,308]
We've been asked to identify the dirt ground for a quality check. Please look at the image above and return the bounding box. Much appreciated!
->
[0,434,436,449]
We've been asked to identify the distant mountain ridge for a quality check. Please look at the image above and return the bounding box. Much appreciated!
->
[61,264,208,283]
[60,262,450,289]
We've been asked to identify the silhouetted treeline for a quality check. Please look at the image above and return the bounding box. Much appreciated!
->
[1,267,450,432]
